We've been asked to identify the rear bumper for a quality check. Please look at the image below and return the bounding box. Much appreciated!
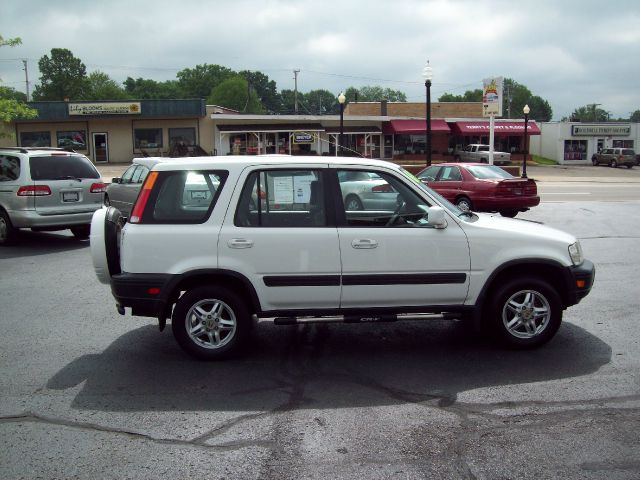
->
[474,195,540,212]
[111,273,173,317]
[9,208,98,228]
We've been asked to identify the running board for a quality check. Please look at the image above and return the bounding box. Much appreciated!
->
[272,312,462,326]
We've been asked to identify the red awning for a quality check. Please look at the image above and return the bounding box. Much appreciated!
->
[383,119,451,135]
[451,121,540,136]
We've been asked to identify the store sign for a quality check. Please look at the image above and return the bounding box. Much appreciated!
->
[68,102,142,116]
[292,132,315,144]
[571,125,630,136]
[482,77,503,118]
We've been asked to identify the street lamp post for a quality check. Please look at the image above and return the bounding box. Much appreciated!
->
[422,62,433,167]
[522,104,530,178]
[338,92,346,155]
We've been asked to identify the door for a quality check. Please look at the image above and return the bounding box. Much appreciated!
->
[93,133,108,163]
[335,166,470,308]
[218,167,341,312]
[427,165,463,203]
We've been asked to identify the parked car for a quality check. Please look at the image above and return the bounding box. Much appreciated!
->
[0,147,106,245]
[453,144,511,166]
[591,148,635,168]
[416,163,539,217]
[90,155,594,360]
[104,158,165,217]
[337,170,399,211]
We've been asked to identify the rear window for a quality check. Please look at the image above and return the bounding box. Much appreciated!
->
[144,170,227,224]
[466,165,514,179]
[0,155,20,181]
[29,155,100,180]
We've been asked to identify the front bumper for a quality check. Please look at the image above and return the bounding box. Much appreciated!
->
[566,259,595,306]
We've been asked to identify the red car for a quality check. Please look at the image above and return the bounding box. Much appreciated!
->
[416,163,540,217]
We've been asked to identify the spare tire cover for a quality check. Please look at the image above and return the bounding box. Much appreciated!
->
[90,207,123,284]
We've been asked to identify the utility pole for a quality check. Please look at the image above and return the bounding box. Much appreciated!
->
[22,59,30,101]
[293,69,300,114]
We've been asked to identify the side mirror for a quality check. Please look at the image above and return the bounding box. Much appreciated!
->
[427,206,447,229]
[111,177,121,184]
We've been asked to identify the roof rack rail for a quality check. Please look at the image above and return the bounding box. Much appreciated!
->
[0,147,75,154]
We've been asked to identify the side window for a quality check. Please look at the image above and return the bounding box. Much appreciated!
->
[440,166,462,181]
[235,169,325,228]
[0,155,20,182]
[337,169,431,228]
[121,165,137,184]
[145,170,227,224]
[417,166,441,182]
[131,166,148,184]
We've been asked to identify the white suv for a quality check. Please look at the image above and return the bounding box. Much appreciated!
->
[90,155,595,360]
[0,147,106,245]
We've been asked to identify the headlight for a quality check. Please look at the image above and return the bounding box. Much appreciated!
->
[569,241,584,266]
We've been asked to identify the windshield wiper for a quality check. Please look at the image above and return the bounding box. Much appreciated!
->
[55,176,82,181]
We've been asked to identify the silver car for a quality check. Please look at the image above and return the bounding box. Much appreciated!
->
[0,147,105,245]
[337,170,399,211]
[104,158,166,217]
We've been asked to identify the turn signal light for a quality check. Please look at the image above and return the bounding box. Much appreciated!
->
[576,280,586,288]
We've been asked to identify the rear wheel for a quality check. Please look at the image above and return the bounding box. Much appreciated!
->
[487,277,562,348]
[611,159,618,168]
[455,196,473,212]
[71,224,91,239]
[0,210,18,246]
[626,164,633,169]
[172,286,250,360]
[500,210,519,218]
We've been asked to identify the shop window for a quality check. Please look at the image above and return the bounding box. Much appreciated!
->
[134,128,163,149]
[169,128,196,147]
[20,131,51,147]
[612,140,634,149]
[57,130,86,150]
[564,140,587,161]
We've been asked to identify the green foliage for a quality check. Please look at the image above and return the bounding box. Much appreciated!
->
[303,89,341,115]
[176,64,235,98]
[84,71,130,100]
[344,85,407,103]
[123,77,181,99]
[532,155,558,165]
[0,35,21,47]
[438,89,483,102]
[570,105,609,122]
[208,76,264,113]
[0,86,27,102]
[239,70,280,113]
[32,48,88,101]
[630,110,640,122]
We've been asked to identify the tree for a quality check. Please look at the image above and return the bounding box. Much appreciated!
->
[630,110,640,123]
[239,70,279,113]
[438,89,483,102]
[0,34,37,137]
[570,104,609,122]
[176,64,235,98]
[526,95,553,122]
[303,89,341,115]
[32,48,87,101]
[83,71,130,100]
[344,85,407,103]
[208,76,264,113]
[278,89,297,114]
[123,77,181,99]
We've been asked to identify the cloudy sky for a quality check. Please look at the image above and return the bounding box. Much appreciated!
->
[1,0,639,120]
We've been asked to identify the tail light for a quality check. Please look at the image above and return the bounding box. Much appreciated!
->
[129,172,158,224]
[17,185,51,196]
[372,184,393,193]
[524,179,537,194]
[90,182,107,193]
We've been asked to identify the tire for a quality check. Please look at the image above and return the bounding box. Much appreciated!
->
[500,210,518,218]
[104,194,111,207]
[71,224,91,239]
[344,195,363,211]
[592,158,598,166]
[172,286,250,360]
[0,209,18,246]
[487,277,562,348]
[455,196,473,212]
[90,207,123,284]
[454,156,461,162]
[626,164,633,169]
[611,160,618,168]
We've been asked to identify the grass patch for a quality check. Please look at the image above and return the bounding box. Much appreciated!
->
[532,155,558,165]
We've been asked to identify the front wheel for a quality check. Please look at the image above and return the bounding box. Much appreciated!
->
[499,210,519,218]
[611,160,618,168]
[172,286,250,360]
[487,277,562,348]
[344,195,363,211]
[0,210,18,246]
[592,158,598,166]
[455,196,473,212]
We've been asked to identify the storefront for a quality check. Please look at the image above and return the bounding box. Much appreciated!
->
[530,122,638,165]
[449,120,541,154]
[8,99,210,163]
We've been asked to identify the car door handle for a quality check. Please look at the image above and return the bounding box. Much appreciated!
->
[352,239,378,249]
[228,238,254,249]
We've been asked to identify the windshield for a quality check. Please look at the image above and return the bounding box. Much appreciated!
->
[466,165,514,179]
[399,167,464,217]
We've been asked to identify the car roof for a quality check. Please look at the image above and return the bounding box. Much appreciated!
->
[147,155,402,172]
[131,157,175,169]
[0,147,82,156]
